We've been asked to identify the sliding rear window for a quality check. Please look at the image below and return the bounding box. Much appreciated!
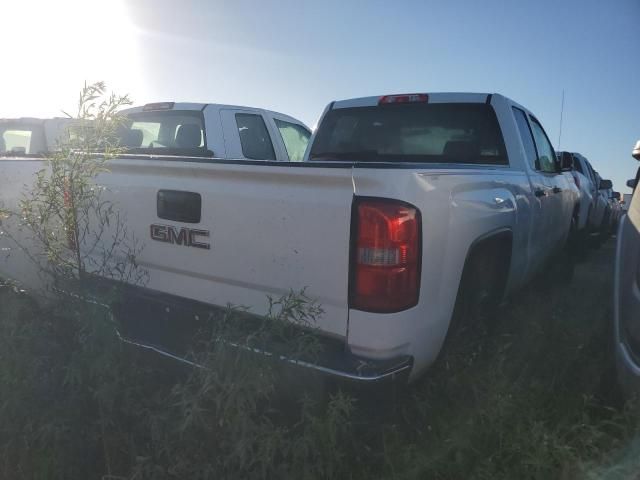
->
[118,110,212,157]
[309,103,508,165]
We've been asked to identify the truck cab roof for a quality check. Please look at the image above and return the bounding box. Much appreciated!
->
[332,92,495,109]
[328,92,537,124]
[122,102,305,127]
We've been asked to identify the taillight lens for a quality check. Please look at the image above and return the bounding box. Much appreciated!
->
[350,198,421,313]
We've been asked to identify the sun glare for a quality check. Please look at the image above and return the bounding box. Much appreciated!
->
[1,0,141,118]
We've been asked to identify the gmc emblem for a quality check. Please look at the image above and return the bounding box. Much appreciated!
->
[150,224,211,250]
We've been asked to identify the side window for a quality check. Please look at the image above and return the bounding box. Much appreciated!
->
[512,107,538,169]
[529,117,557,174]
[274,119,311,162]
[235,113,276,160]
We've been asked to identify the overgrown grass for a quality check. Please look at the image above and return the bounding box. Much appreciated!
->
[0,242,638,479]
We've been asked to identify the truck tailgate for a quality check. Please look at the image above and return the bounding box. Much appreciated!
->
[97,159,355,338]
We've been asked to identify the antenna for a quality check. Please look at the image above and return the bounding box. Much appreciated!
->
[557,89,565,150]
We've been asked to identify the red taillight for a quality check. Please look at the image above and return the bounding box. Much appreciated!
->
[572,172,581,189]
[350,198,421,313]
[378,93,428,105]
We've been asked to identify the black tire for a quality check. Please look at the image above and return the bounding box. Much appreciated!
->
[448,249,505,339]
[561,218,578,281]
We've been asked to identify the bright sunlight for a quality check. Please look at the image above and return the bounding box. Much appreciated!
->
[1,0,141,118]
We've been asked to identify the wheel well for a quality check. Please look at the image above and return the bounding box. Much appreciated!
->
[461,229,513,303]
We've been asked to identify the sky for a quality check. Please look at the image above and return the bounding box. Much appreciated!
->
[1,0,638,193]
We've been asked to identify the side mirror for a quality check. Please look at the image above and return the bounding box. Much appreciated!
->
[633,140,640,161]
[599,179,613,190]
[559,151,573,171]
[612,191,621,200]
[627,178,638,189]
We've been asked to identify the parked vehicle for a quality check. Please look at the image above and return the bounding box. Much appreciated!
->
[580,162,605,232]
[599,178,615,233]
[0,118,72,157]
[557,151,595,243]
[117,102,311,161]
[609,191,623,233]
[558,154,583,236]
[614,140,640,396]
[0,94,577,383]
[590,172,614,242]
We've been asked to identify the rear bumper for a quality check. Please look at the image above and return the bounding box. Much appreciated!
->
[107,282,413,384]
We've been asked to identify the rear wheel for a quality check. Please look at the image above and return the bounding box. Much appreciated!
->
[561,218,578,281]
[447,240,510,340]
[436,245,509,371]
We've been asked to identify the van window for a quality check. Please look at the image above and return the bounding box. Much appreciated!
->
[309,103,507,165]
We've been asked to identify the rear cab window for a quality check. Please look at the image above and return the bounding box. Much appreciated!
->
[0,123,46,156]
[118,110,211,157]
[309,102,508,165]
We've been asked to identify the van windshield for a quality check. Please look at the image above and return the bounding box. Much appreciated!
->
[118,110,212,157]
[309,103,508,165]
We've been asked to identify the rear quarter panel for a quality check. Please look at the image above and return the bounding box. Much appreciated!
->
[349,166,530,377]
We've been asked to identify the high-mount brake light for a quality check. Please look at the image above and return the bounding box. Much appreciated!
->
[378,93,429,105]
[143,102,175,111]
[350,198,421,313]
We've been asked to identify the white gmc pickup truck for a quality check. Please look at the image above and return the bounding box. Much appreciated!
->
[0,94,577,383]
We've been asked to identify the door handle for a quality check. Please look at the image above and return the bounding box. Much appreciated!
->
[157,190,202,223]
[552,187,562,194]
[534,189,547,198]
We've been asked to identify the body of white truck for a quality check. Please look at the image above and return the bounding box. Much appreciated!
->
[0,94,576,383]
